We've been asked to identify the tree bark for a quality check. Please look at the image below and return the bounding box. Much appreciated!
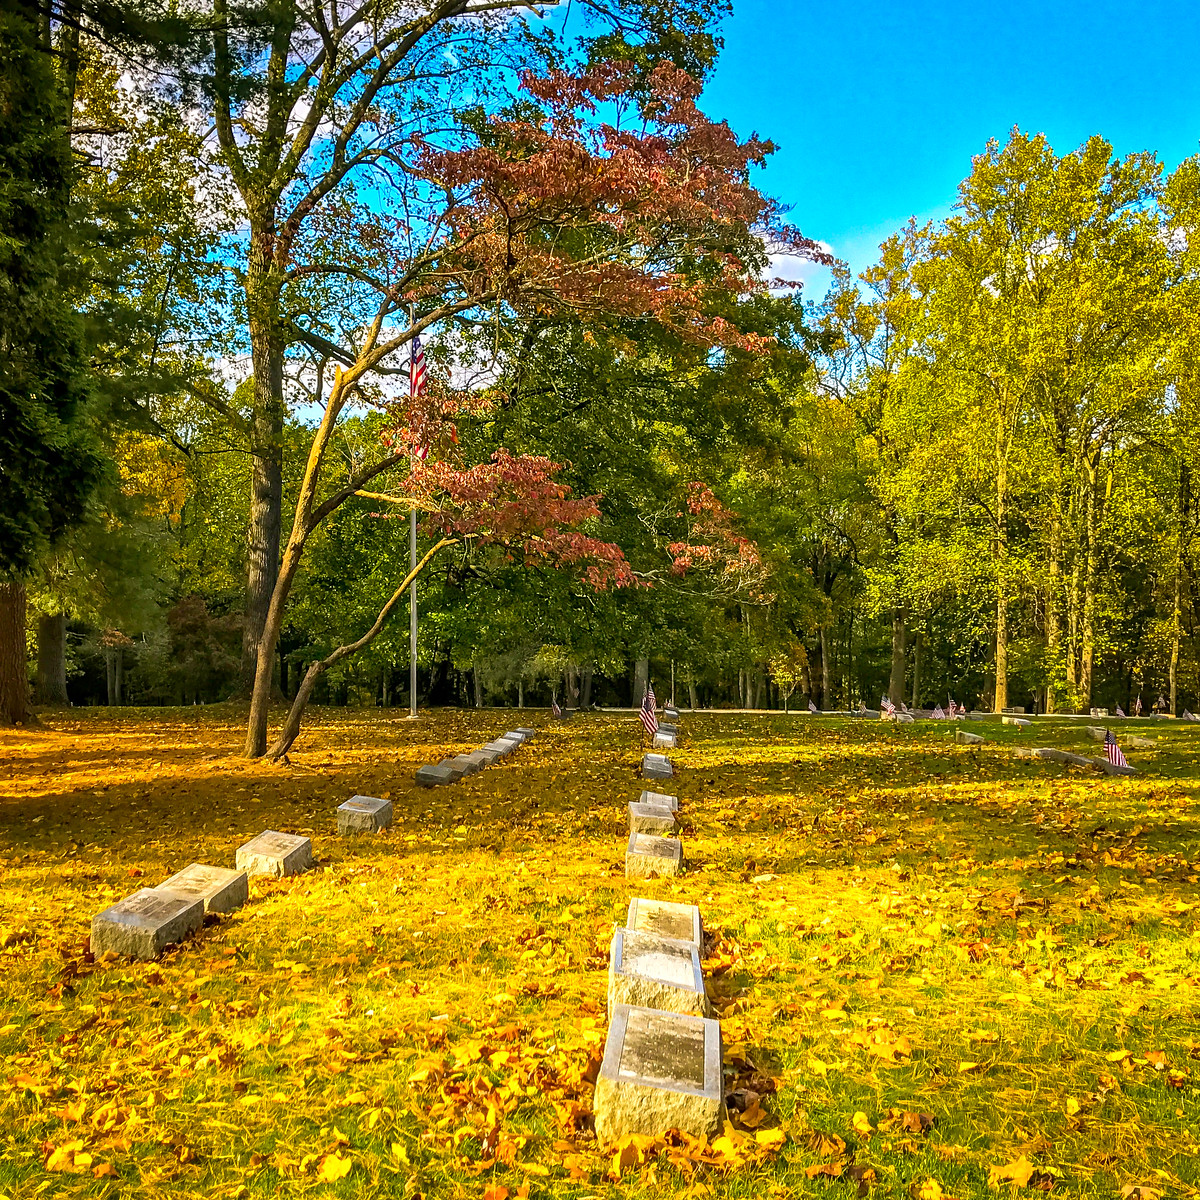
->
[1080,464,1100,707]
[994,432,1009,713]
[910,626,922,709]
[0,584,31,725]
[888,608,907,706]
[35,611,69,705]
[581,667,593,709]
[820,626,831,708]
[688,667,697,711]
[1170,461,1189,716]
[473,667,482,708]
[632,656,649,706]
[1046,516,1062,713]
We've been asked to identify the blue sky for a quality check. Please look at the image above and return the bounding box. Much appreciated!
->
[701,0,1200,297]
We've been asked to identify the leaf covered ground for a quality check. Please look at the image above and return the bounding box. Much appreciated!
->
[1,709,1198,1199]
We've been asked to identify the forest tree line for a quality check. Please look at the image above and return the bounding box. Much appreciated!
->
[4,0,1200,749]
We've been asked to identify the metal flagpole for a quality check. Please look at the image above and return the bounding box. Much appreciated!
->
[671,661,675,707]
[409,303,418,719]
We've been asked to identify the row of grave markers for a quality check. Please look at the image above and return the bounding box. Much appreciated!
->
[89,729,542,960]
[592,705,726,1145]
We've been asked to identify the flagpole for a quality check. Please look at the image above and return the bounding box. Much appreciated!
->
[409,303,418,720]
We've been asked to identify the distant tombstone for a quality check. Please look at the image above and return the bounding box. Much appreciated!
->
[628,801,678,836]
[1099,758,1137,776]
[337,794,392,836]
[955,730,984,745]
[91,888,204,961]
[157,863,248,914]
[482,740,515,757]
[1001,716,1031,727]
[641,753,673,781]
[1035,748,1095,768]
[514,727,537,738]
[860,708,880,719]
[663,707,680,721]
[652,731,678,750]
[236,830,313,878]
[1127,736,1155,749]
[895,712,915,724]
[444,754,483,776]
[474,746,504,766]
[1002,706,1026,714]
[608,928,709,1016]
[626,832,682,879]
[436,758,469,781]
[415,763,455,787]
[638,790,679,812]
[462,751,492,771]
[626,896,702,947]
[593,1004,722,1145]
[1090,707,1109,718]
[1085,726,1108,741]
[657,723,679,737]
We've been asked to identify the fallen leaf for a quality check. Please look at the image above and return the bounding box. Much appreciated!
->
[988,1156,1035,1187]
[316,1151,352,1182]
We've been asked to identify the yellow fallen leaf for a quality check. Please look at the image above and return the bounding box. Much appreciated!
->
[1065,1097,1080,1116]
[1107,1048,1131,1062]
[989,1156,1035,1187]
[958,1061,984,1074]
[852,1111,873,1137]
[755,1128,786,1152]
[316,1152,352,1182]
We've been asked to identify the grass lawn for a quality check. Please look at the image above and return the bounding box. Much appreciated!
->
[1,708,1199,1199]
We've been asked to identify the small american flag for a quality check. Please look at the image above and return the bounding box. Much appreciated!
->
[808,699,818,714]
[932,704,946,719]
[858,701,868,715]
[1104,729,1128,768]
[881,695,896,716]
[639,684,658,737]
[948,698,958,719]
[551,697,562,718]
[1115,704,1126,717]
[1134,696,1142,715]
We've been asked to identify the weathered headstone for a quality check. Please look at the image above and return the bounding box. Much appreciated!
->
[609,928,709,1016]
[156,863,248,914]
[415,763,455,787]
[1035,747,1096,768]
[1086,726,1108,741]
[514,727,537,739]
[629,801,678,836]
[436,758,469,781]
[91,888,204,960]
[473,747,504,767]
[1090,707,1109,718]
[641,753,673,781]
[482,740,515,757]
[1002,706,1026,714]
[663,707,680,721]
[1127,736,1155,749]
[462,751,492,771]
[896,712,915,724]
[593,1004,722,1145]
[652,731,678,750]
[956,729,984,745]
[626,896,702,947]
[626,832,682,878]
[859,708,880,719]
[444,754,483,776]
[657,723,679,737]
[235,830,313,878]
[639,790,679,812]
[1098,757,1137,776]
[1002,716,1031,727]
[337,794,392,835]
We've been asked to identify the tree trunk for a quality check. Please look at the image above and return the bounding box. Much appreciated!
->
[688,668,697,711]
[473,667,482,708]
[581,667,593,709]
[35,611,68,705]
[518,679,524,708]
[240,229,286,695]
[105,647,123,705]
[632,656,649,706]
[910,626,922,709]
[0,584,31,725]
[820,626,831,708]
[1080,467,1099,707]
[994,434,1009,713]
[888,608,907,706]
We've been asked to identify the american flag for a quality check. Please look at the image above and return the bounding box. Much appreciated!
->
[410,334,429,460]
[881,695,896,716]
[639,684,658,737]
[1115,705,1126,718]
[932,704,946,719]
[808,698,818,714]
[948,698,958,719]
[551,697,562,718]
[1104,729,1128,768]
[1134,696,1142,715]
[858,701,868,715]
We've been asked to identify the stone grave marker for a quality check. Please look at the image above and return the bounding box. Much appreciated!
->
[462,750,492,771]
[236,830,313,878]
[1085,726,1107,741]
[1002,716,1031,727]
[415,763,455,787]
[609,928,709,1016]
[626,896,702,947]
[593,1004,722,1145]
[896,712,915,724]
[1034,748,1096,768]
[641,753,673,780]
[956,730,984,745]
[157,863,248,914]
[444,754,483,776]
[626,832,682,878]
[657,723,679,737]
[482,740,514,757]
[436,758,469,781]
[337,794,392,836]
[1127,736,1155,749]
[91,888,204,960]
[514,727,537,738]
[859,708,880,719]
[652,731,678,750]
[638,790,679,812]
[629,801,677,836]
[1099,758,1137,776]
[663,707,680,721]
[474,746,504,766]
[1090,707,1109,718]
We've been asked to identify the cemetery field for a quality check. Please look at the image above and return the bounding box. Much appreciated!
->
[2,710,1200,1200]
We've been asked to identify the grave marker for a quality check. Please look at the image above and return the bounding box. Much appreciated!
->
[638,790,679,812]
[641,753,673,780]
[626,896,702,947]
[91,888,204,960]
[1002,716,1031,727]
[157,863,248,914]
[609,928,709,1016]
[955,730,984,745]
[629,801,678,836]
[626,832,682,878]
[593,1004,722,1145]
[444,754,483,776]
[236,830,313,878]
[337,794,392,835]
[652,731,678,750]
[415,764,455,787]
